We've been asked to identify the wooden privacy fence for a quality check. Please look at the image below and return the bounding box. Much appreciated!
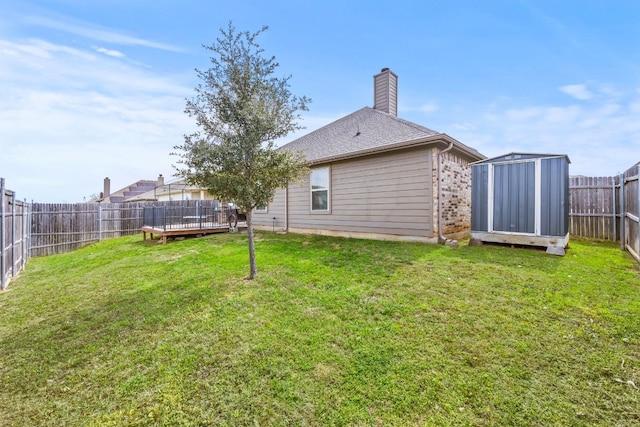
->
[30,202,146,257]
[30,199,220,257]
[1,178,30,291]
[569,162,640,263]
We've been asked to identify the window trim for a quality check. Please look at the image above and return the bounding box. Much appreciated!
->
[310,166,331,213]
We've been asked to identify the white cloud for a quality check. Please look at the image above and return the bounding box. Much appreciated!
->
[399,101,440,116]
[0,38,195,202]
[559,84,592,100]
[544,106,581,122]
[596,103,621,116]
[418,102,439,114]
[24,15,184,52]
[505,107,542,121]
[93,46,125,58]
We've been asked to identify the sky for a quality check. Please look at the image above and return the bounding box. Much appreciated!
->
[1,0,639,202]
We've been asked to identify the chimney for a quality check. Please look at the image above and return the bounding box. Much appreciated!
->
[103,177,111,197]
[158,174,164,186]
[373,68,398,116]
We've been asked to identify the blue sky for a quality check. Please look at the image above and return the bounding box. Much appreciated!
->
[1,0,639,202]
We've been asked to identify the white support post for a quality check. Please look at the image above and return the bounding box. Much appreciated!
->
[98,204,103,241]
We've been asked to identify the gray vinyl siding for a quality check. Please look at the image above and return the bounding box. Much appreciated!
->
[374,72,398,116]
[252,187,286,228]
[287,147,434,237]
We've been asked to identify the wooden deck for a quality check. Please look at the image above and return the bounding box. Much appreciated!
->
[142,223,246,244]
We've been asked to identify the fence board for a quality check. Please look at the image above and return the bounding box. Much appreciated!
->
[1,178,30,290]
[28,200,220,257]
[569,175,619,241]
[623,165,639,262]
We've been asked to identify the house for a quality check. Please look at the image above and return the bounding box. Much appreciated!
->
[92,175,216,203]
[252,68,486,243]
[128,177,216,202]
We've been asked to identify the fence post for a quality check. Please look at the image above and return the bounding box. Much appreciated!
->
[612,179,617,242]
[26,202,32,263]
[619,173,625,251]
[98,204,103,241]
[22,199,27,271]
[197,199,202,229]
[1,178,6,290]
[11,189,16,279]
[637,165,640,258]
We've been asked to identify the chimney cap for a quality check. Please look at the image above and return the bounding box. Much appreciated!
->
[381,67,389,72]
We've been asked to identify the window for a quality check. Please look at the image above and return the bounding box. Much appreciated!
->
[311,167,330,211]
[255,205,267,213]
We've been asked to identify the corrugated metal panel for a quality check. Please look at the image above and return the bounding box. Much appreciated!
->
[493,161,535,233]
[471,164,488,231]
[540,157,569,236]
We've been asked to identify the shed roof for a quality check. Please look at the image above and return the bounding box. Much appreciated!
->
[280,107,485,164]
[472,152,571,166]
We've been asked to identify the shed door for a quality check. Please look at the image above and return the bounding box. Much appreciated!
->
[492,161,536,233]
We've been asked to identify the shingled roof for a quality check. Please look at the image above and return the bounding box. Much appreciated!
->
[278,68,484,164]
[280,106,484,164]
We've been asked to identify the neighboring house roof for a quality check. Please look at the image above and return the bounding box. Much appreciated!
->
[97,180,158,203]
[129,178,205,201]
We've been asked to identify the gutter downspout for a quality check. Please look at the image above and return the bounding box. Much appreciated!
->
[437,142,455,245]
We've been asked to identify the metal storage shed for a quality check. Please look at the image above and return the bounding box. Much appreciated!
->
[470,153,570,255]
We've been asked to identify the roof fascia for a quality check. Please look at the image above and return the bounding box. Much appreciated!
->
[307,133,485,166]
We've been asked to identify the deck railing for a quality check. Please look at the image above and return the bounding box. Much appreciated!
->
[142,204,231,230]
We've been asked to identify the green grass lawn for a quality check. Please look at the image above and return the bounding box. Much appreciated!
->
[0,232,638,426]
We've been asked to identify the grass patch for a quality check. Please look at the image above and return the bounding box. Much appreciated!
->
[0,232,638,426]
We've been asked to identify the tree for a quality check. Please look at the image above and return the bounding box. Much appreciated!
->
[173,23,310,280]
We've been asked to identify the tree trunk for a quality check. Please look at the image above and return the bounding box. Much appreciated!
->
[246,210,257,280]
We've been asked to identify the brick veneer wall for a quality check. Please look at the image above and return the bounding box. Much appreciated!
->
[439,151,473,237]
